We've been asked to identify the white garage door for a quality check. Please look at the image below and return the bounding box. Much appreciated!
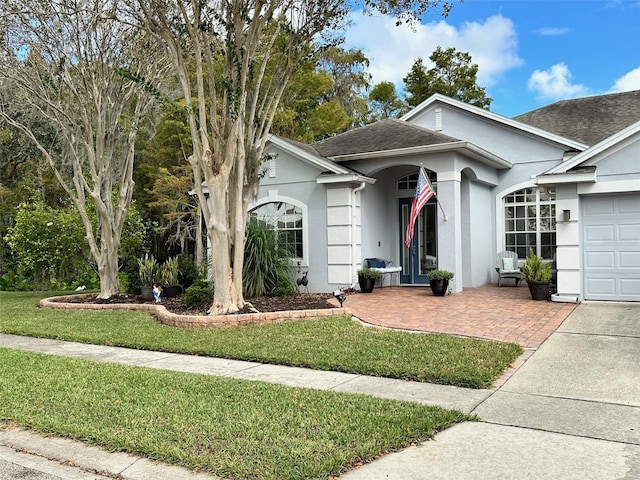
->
[583,194,640,301]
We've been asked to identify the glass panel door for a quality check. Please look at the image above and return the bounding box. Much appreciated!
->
[399,198,437,284]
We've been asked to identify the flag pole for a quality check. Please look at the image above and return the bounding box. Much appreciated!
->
[436,197,448,221]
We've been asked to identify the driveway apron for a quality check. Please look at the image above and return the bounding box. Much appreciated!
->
[343,301,640,479]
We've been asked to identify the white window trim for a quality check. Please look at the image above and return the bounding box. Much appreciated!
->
[496,181,556,259]
[248,195,309,267]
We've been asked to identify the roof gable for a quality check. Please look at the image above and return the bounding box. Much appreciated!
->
[402,93,587,152]
[543,119,640,176]
[265,134,374,183]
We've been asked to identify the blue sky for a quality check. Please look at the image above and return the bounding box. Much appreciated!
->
[343,0,640,117]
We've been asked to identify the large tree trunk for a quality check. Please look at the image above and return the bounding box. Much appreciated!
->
[96,244,121,298]
[133,0,446,315]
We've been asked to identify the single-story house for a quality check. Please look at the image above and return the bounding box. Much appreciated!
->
[250,90,640,302]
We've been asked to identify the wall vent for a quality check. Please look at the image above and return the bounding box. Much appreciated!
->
[435,107,443,131]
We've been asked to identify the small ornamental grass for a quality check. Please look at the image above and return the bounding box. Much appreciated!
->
[0,292,522,389]
[0,348,470,480]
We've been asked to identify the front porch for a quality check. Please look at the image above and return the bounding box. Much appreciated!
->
[330,284,577,349]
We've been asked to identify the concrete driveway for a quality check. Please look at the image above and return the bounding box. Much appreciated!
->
[343,301,640,479]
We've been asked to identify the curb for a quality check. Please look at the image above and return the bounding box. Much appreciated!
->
[39,294,352,328]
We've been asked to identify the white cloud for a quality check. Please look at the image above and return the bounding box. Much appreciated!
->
[609,66,640,92]
[343,12,523,90]
[536,27,571,36]
[527,63,590,100]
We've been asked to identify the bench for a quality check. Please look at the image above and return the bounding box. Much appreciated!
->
[364,258,402,287]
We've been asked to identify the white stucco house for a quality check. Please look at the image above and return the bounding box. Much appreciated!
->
[250,90,640,302]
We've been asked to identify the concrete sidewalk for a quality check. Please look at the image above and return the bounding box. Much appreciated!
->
[342,301,640,479]
[1,301,639,479]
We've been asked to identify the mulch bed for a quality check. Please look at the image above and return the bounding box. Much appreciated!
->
[62,292,335,316]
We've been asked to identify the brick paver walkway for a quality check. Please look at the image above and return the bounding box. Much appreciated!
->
[331,285,577,348]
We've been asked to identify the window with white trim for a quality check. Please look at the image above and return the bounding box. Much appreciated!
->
[504,187,556,259]
[396,171,437,191]
[249,202,303,258]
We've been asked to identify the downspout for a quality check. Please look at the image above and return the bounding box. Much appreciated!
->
[351,182,366,286]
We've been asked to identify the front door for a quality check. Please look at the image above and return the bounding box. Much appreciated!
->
[399,197,437,284]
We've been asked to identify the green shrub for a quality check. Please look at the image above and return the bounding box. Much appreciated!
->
[177,254,199,288]
[521,248,552,283]
[137,254,159,286]
[426,269,454,281]
[161,257,180,285]
[0,271,34,291]
[243,217,294,298]
[183,283,213,309]
[357,268,382,280]
[271,274,296,297]
[4,200,88,288]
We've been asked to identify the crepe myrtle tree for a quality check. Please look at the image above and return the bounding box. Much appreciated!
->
[128,0,455,315]
[0,0,170,298]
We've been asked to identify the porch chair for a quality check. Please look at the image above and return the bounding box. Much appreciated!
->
[495,251,521,287]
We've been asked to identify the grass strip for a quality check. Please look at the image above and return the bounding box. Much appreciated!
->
[0,291,523,389]
[0,348,469,480]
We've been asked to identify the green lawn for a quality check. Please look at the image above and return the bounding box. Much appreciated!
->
[0,348,470,480]
[0,291,522,389]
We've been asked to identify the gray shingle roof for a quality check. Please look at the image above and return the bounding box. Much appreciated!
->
[312,118,459,158]
[514,90,640,146]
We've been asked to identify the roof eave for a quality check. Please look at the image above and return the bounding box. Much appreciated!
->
[330,141,512,169]
[266,134,350,175]
[316,173,376,185]
[536,167,597,186]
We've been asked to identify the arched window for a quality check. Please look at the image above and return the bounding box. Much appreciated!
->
[504,187,556,259]
[249,201,304,259]
[396,170,437,191]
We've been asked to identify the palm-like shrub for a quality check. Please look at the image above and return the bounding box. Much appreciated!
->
[137,254,159,286]
[521,248,552,283]
[243,218,294,298]
[161,257,180,285]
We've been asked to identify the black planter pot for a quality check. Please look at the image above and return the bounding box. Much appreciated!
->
[163,285,183,298]
[527,281,550,301]
[358,276,377,293]
[429,279,449,296]
[140,286,154,301]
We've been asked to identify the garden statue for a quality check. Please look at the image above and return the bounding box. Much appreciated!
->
[153,285,162,303]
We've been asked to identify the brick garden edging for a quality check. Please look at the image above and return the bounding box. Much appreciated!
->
[39,294,351,328]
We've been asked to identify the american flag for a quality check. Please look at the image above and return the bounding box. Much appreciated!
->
[404,167,435,248]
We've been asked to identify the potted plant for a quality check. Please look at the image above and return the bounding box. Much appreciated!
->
[357,268,382,293]
[427,269,454,296]
[161,257,183,298]
[138,254,159,301]
[521,248,552,301]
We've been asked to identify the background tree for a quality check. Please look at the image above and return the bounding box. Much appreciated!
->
[271,46,370,142]
[0,116,66,275]
[0,0,169,298]
[136,107,206,266]
[403,46,492,109]
[130,0,453,315]
[368,81,408,120]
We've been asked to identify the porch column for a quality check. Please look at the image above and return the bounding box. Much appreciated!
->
[326,187,361,286]
[436,172,463,293]
[553,184,581,302]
